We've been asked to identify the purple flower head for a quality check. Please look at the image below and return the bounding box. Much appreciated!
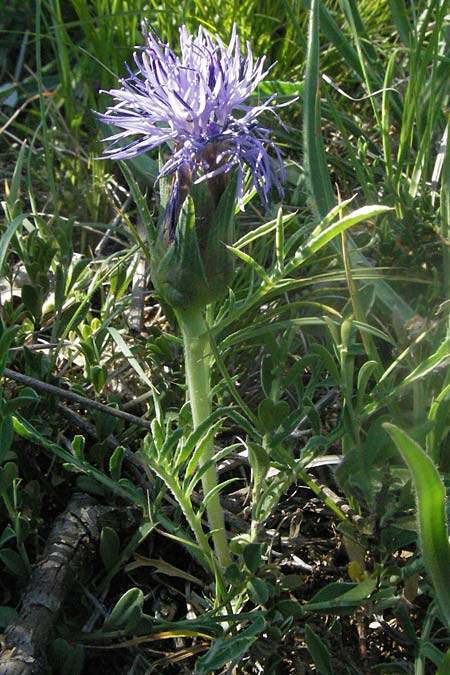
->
[96,23,288,208]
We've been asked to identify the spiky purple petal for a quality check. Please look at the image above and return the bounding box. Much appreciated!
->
[96,22,289,207]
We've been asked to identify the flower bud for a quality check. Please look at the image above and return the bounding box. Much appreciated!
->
[151,173,236,313]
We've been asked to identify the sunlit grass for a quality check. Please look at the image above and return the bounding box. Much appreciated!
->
[1,0,449,672]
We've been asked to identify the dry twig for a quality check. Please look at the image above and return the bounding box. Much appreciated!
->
[0,493,140,675]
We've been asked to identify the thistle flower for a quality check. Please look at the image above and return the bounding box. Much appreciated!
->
[96,23,287,208]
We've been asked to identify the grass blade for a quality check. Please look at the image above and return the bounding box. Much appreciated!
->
[286,205,392,274]
[304,0,414,322]
[305,624,334,675]
[119,161,157,247]
[0,215,30,274]
[384,423,450,633]
[388,0,411,47]
[303,0,335,218]
[318,3,363,80]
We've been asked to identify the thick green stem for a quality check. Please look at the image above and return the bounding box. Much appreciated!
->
[177,309,231,570]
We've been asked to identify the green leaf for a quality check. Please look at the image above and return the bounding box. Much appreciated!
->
[75,475,107,496]
[0,462,18,494]
[71,435,85,461]
[2,388,40,416]
[193,616,265,675]
[227,244,271,283]
[248,442,270,492]
[152,194,209,311]
[421,642,447,668]
[289,206,393,272]
[0,214,29,275]
[233,211,297,250]
[384,424,450,632]
[243,543,262,574]
[280,574,304,591]
[179,414,225,474]
[0,526,15,547]
[100,527,121,571]
[0,325,19,374]
[0,417,14,464]
[356,360,378,411]
[66,258,90,293]
[12,414,145,506]
[119,161,156,246]
[260,348,276,400]
[305,578,376,613]
[108,326,154,390]
[305,624,334,675]
[256,79,304,102]
[311,343,341,385]
[21,284,43,320]
[318,3,364,78]
[204,175,236,300]
[247,577,270,605]
[57,301,89,337]
[301,0,414,323]
[91,365,106,394]
[436,648,450,675]
[126,153,159,183]
[0,549,28,577]
[275,599,304,619]
[7,142,27,207]
[388,0,411,46]
[397,338,450,390]
[109,446,124,481]
[303,0,334,218]
[258,399,290,433]
[49,638,85,675]
[225,563,245,588]
[371,664,411,674]
[104,587,144,631]
[427,383,450,463]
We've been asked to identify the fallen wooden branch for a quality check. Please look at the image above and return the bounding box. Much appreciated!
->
[3,368,153,431]
[0,493,141,675]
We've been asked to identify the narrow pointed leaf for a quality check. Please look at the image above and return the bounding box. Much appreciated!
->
[384,423,450,632]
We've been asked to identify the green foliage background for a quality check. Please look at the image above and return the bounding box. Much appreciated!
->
[0,0,449,673]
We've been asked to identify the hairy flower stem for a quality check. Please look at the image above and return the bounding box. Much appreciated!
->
[177,309,231,571]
